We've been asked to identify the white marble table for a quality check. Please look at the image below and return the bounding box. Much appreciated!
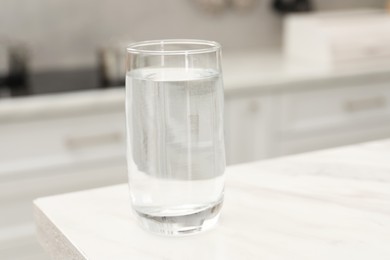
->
[34,140,390,260]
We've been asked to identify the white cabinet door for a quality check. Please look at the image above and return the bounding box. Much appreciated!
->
[279,82,390,137]
[0,112,126,175]
[0,163,127,260]
[0,108,127,260]
[225,95,273,164]
[279,123,390,155]
[278,81,390,155]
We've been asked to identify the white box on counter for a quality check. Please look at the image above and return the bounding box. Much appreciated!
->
[284,9,390,66]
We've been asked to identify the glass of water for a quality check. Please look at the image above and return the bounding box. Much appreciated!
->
[125,39,225,235]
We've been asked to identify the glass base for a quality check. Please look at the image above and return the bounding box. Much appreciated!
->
[134,200,223,236]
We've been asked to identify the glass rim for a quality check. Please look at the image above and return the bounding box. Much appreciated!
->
[126,39,221,55]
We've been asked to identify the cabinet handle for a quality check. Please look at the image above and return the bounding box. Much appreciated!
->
[344,96,387,112]
[65,132,123,150]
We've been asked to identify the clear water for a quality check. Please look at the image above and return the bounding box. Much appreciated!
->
[126,67,225,234]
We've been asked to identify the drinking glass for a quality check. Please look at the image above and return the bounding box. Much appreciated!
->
[125,39,225,235]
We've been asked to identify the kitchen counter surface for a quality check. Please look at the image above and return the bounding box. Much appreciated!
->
[34,139,390,260]
[222,50,390,95]
[3,49,390,122]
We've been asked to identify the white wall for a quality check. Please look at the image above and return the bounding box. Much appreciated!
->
[0,0,385,71]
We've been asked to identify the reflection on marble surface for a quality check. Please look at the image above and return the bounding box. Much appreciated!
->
[34,140,390,259]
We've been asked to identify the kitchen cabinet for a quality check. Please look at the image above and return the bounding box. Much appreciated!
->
[223,52,390,163]
[224,77,390,163]
[279,81,390,136]
[277,80,390,155]
[0,90,128,259]
[225,95,275,164]
[0,112,125,175]
[0,163,127,260]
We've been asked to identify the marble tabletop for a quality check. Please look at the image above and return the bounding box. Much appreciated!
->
[34,139,390,260]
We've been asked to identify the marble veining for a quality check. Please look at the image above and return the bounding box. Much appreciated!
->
[34,140,390,259]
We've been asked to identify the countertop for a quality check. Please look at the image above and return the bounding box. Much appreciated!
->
[3,49,390,123]
[34,139,390,260]
[222,50,390,95]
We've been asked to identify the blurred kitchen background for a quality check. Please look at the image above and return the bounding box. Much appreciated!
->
[1,0,390,259]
